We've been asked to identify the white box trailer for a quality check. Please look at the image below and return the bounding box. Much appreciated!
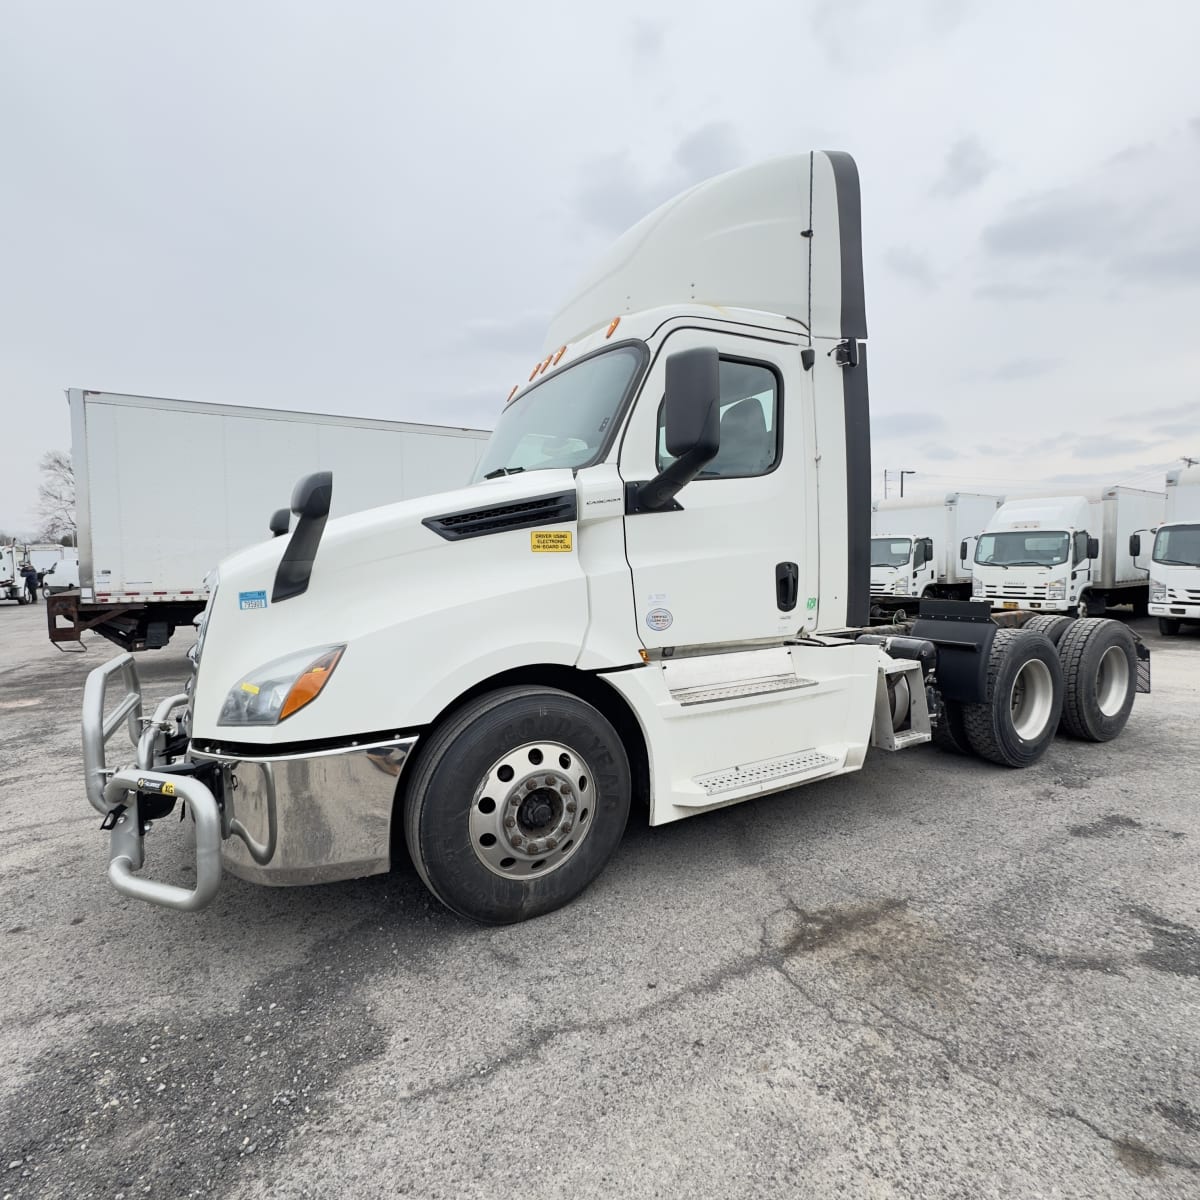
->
[973,486,1164,616]
[50,390,490,650]
[1145,466,1200,635]
[869,492,1004,617]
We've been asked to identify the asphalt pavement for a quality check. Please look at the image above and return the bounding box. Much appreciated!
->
[1,599,1198,1199]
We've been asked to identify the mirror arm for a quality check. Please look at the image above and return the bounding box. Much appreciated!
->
[632,445,717,514]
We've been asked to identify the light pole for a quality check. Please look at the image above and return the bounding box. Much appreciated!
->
[900,470,916,497]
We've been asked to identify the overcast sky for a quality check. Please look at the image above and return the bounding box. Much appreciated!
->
[2,0,1198,533]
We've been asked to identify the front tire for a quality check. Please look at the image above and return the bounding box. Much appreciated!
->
[1158,617,1181,637]
[403,686,631,924]
[963,630,1064,767]
[1057,618,1138,741]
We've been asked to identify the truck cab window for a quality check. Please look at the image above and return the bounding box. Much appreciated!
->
[656,359,779,478]
[474,344,646,481]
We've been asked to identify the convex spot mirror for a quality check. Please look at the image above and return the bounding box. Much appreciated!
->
[269,508,291,538]
[636,348,721,512]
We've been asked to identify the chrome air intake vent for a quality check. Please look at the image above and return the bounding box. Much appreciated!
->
[423,491,577,541]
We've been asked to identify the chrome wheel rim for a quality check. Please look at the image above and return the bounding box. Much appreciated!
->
[1010,658,1054,740]
[1096,645,1130,717]
[469,741,595,880]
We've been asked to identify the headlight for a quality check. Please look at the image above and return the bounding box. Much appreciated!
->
[219,645,345,726]
[972,575,984,596]
[893,579,909,595]
[1045,580,1066,600]
[1151,581,1167,601]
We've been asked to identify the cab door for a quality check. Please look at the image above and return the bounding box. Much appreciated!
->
[619,328,817,649]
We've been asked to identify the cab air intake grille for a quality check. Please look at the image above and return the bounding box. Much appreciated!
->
[423,491,577,541]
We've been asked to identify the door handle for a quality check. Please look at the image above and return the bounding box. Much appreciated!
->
[776,562,799,612]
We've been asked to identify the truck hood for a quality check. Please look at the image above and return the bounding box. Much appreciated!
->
[190,468,590,743]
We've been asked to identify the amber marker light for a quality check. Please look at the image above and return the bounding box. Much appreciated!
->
[279,647,345,721]
[552,345,567,365]
[605,317,621,338]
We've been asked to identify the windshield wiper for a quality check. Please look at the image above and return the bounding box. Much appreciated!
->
[1003,560,1055,567]
[1156,557,1198,566]
[483,466,526,480]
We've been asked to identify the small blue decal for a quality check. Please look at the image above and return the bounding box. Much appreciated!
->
[239,590,268,611]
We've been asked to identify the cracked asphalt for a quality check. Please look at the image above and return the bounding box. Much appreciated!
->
[1,600,1198,1198]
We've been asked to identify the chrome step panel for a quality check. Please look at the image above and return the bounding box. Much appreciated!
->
[671,673,818,706]
[693,748,838,798]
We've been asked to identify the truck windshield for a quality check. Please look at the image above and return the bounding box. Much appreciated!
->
[975,531,1070,567]
[473,345,645,481]
[870,538,912,567]
[1153,524,1200,566]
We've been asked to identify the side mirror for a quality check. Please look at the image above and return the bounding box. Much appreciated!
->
[269,508,291,538]
[1086,536,1100,561]
[959,539,968,562]
[635,348,721,512]
[1129,532,1141,557]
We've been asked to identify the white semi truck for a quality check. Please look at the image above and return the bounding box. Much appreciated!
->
[971,488,1163,618]
[1138,466,1200,636]
[870,493,1004,620]
[0,545,31,604]
[51,390,489,650]
[80,153,1151,925]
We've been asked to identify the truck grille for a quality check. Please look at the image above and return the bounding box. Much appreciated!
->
[869,583,890,596]
[984,582,1048,598]
[1166,587,1200,603]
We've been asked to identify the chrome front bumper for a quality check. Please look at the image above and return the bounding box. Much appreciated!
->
[82,653,417,911]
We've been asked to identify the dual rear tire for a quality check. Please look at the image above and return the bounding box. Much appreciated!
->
[943,617,1140,767]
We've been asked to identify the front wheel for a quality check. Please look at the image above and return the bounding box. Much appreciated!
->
[403,686,631,925]
[1158,617,1181,637]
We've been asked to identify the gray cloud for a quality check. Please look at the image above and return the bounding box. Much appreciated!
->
[1153,420,1200,439]
[981,195,1122,258]
[932,136,995,197]
[629,20,664,68]
[987,358,1060,381]
[574,123,746,234]
[872,412,946,437]
[1071,434,1154,459]
[883,247,937,290]
[921,443,960,461]
[1141,401,1199,420]
[461,313,549,355]
[973,280,1054,302]
[1112,240,1200,283]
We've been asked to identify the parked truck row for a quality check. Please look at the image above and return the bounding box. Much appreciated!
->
[80,152,1152,927]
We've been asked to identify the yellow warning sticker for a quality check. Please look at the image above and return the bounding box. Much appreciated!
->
[531,530,573,553]
[162,781,175,796]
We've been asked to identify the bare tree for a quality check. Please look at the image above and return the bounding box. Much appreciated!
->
[36,450,76,543]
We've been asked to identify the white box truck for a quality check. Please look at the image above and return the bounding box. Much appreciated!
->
[972,488,1164,617]
[1137,466,1200,636]
[869,492,1004,619]
[41,554,80,597]
[78,153,1151,925]
[50,391,490,650]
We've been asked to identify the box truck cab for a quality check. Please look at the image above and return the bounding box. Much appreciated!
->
[870,494,1003,619]
[80,153,1150,926]
[973,489,1161,617]
[0,546,30,604]
[1139,466,1200,636]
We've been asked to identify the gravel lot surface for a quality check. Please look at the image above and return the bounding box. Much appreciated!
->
[1,600,1198,1199]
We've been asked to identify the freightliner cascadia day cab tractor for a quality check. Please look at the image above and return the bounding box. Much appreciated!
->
[81,154,1151,925]
[971,488,1163,619]
[869,493,1004,621]
[1135,465,1200,636]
